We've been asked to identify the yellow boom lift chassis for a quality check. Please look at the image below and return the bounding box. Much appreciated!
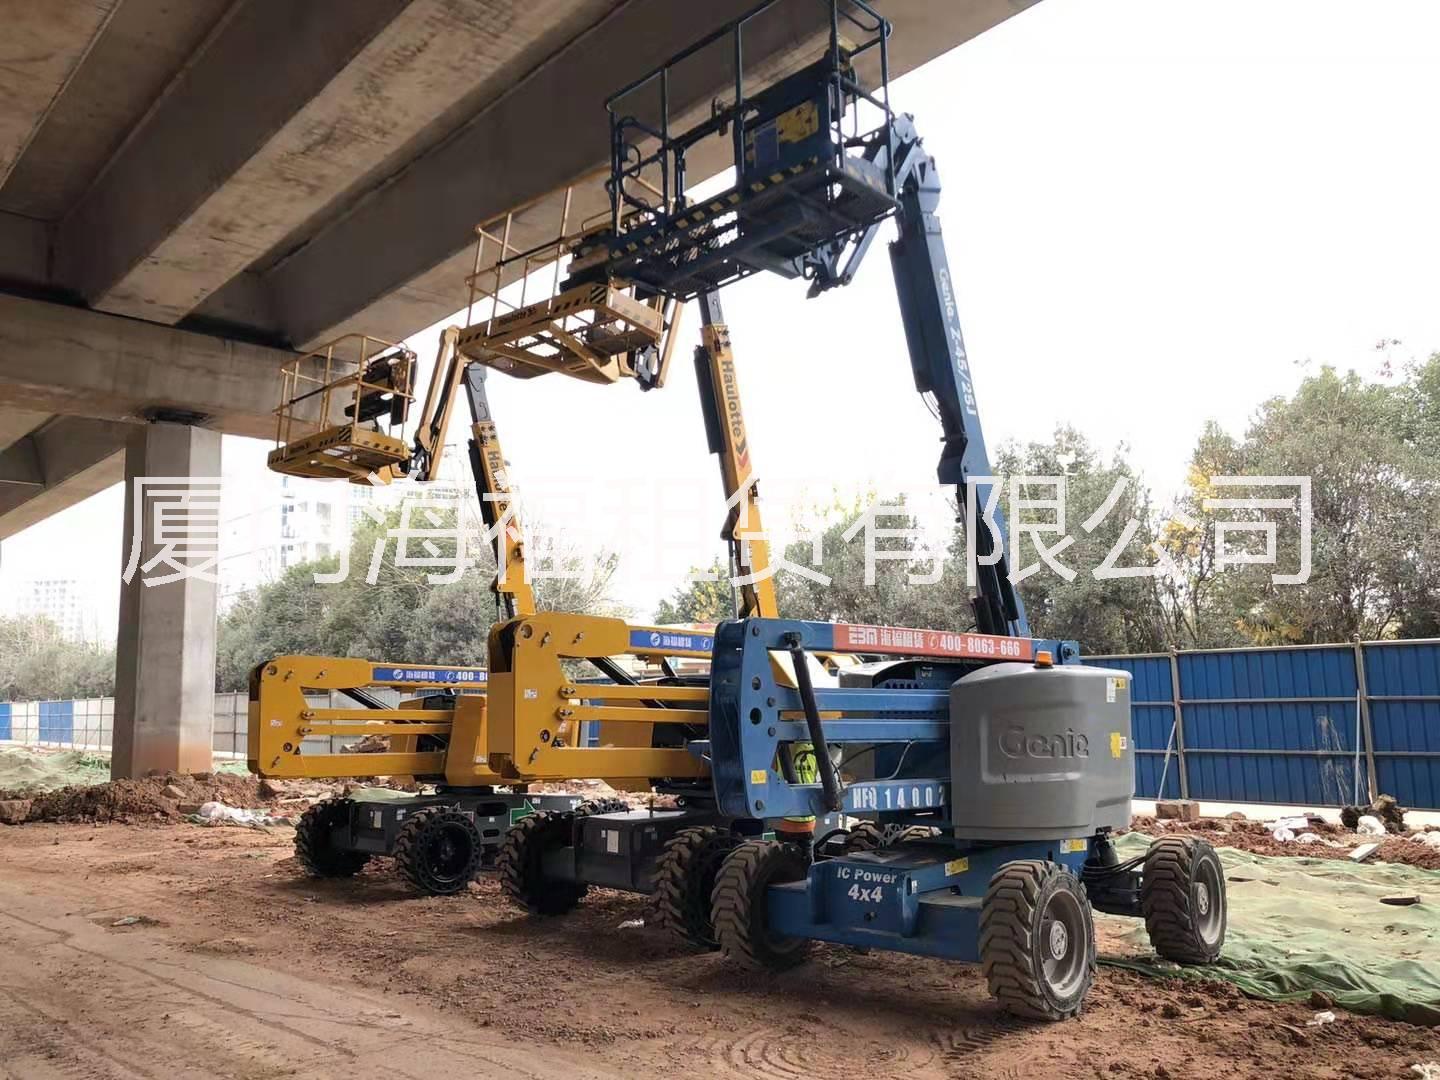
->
[254,191,826,908]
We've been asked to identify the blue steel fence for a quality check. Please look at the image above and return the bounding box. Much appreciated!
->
[37,700,74,744]
[1091,640,1440,811]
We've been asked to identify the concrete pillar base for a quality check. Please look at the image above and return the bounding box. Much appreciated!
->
[111,423,221,779]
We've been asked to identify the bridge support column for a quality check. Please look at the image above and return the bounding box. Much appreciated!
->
[111,423,222,779]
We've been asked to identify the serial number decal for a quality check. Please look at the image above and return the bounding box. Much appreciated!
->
[844,783,946,813]
[832,624,1035,662]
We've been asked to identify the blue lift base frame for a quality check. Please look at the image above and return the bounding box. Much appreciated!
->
[769,837,1096,961]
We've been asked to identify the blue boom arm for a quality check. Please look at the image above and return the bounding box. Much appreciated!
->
[808,117,1027,638]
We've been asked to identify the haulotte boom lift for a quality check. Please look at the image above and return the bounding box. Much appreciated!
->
[544,0,1230,1020]
[254,213,829,908]
[258,323,654,895]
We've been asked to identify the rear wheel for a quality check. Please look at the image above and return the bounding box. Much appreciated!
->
[1140,836,1226,964]
[496,811,585,915]
[654,826,741,948]
[393,807,483,896]
[711,840,813,972]
[979,860,1095,1021]
[294,799,370,878]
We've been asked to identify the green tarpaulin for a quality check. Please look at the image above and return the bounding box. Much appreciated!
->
[1105,833,1440,1025]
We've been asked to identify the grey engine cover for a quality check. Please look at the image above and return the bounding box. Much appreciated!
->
[948,661,1133,841]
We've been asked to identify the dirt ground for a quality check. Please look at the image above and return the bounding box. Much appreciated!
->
[1129,814,1440,870]
[1,822,1437,1079]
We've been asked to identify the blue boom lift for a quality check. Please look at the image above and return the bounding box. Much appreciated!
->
[564,0,1228,1019]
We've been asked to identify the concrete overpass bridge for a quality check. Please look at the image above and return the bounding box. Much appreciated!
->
[0,0,1033,774]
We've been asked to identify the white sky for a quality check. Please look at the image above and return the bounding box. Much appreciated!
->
[4,0,1440,624]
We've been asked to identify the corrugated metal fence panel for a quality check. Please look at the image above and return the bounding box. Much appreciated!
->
[1082,655,1180,799]
[1364,641,1440,810]
[69,698,112,750]
[12,702,37,743]
[213,692,247,756]
[1177,647,1363,806]
[37,700,73,744]
[0,702,9,741]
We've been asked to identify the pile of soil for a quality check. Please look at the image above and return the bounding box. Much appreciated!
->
[1131,814,1440,870]
[1376,836,1440,872]
[6,770,339,825]
[24,779,178,823]
[1341,794,1409,834]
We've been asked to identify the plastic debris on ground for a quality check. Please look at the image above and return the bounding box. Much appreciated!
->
[1307,1010,1337,1026]
[1412,1064,1440,1080]
[187,801,293,829]
[1358,815,1389,836]
[1269,815,1310,842]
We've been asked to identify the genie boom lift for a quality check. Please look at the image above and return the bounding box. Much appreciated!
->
[560,0,1228,1020]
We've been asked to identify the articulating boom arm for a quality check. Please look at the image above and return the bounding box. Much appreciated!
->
[693,290,778,620]
[806,116,1028,638]
[407,326,536,619]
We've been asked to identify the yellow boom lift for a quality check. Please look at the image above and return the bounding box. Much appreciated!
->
[253,200,825,919]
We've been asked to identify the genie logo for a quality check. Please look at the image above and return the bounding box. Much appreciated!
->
[938,267,957,322]
[1000,725,1090,760]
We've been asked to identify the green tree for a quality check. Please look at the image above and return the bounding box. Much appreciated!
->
[215,504,622,690]
[0,615,115,701]
[1151,423,1253,649]
[994,428,1167,654]
[775,494,961,629]
[654,558,736,624]
[1200,361,1440,643]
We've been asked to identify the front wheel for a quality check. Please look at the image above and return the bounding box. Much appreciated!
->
[1140,836,1226,964]
[979,860,1095,1021]
[711,840,813,972]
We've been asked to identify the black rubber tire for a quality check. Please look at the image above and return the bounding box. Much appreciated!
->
[841,822,938,853]
[979,860,1096,1021]
[654,826,741,949]
[496,811,586,915]
[893,825,941,842]
[575,797,629,816]
[711,840,813,972]
[294,799,370,878]
[393,807,483,896]
[841,821,896,852]
[1140,836,1227,964]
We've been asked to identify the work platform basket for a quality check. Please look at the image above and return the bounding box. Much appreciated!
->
[455,187,674,387]
[583,0,899,300]
[268,334,417,484]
